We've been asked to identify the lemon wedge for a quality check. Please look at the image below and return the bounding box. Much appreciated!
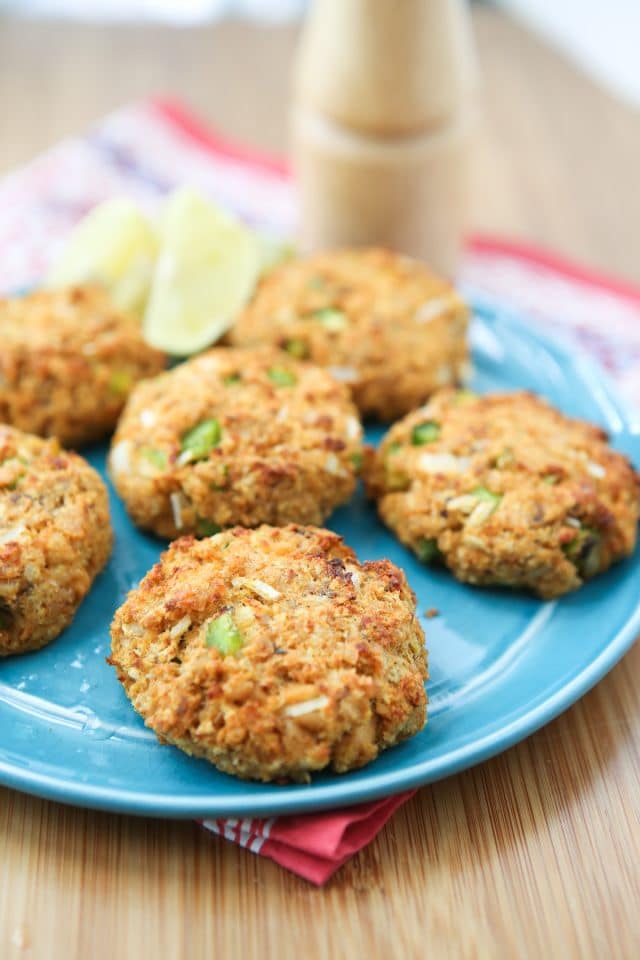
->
[143,188,262,356]
[47,198,157,317]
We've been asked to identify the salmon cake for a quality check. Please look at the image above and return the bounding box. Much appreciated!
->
[364,390,640,599]
[229,247,469,420]
[109,346,363,538]
[109,525,427,782]
[0,425,112,656]
[0,285,166,447]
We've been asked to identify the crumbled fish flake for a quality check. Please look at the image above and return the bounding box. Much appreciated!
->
[345,415,361,440]
[176,449,193,467]
[248,579,281,600]
[169,615,192,638]
[466,500,496,526]
[139,409,157,428]
[170,492,185,529]
[325,453,346,476]
[418,453,470,474]
[447,494,479,513]
[414,296,452,323]
[587,461,606,479]
[285,696,330,717]
[110,440,131,474]
[328,365,358,384]
[0,523,26,544]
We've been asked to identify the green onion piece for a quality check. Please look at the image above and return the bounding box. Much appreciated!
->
[454,389,478,404]
[223,372,241,385]
[284,339,308,359]
[6,473,25,491]
[543,474,559,485]
[349,451,363,472]
[108,370,133,395]
[388,472,410,491]
[205,612,244,656]
[384,441,409,488]
[582,543,602,578]
[267,367,297,387]
[471,486,503,512]
[140,447,167,470]
[411,421,441,445]
[312,307,348,331]
[307,275,326,290]
[180,418,222,461]
[416,538,440,565]
[386,469,410,491]
[196,518,222,537]
[0,458,26,489]
[495,449,515,468]
[562,525,602,578]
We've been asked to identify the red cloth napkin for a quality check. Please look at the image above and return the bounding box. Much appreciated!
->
[201,790,415,885]
[1,97,638,885]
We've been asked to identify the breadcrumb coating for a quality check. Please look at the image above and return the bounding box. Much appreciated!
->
[364,390,640,598]
[230,247,469,420]
[109,346,364,538]
[109,525,427,782]
[0,425,112,655]
[0,285,165,446]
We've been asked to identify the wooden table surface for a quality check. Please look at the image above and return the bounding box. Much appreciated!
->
[1,7,639,958]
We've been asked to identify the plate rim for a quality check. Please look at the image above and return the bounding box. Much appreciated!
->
[1,301,638,818]
[1,606,638,818]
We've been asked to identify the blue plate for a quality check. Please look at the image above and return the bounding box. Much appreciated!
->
[1,302,638,818]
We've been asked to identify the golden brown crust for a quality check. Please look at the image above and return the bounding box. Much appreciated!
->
[109,525,427,782]
[0,425,112,655]
[0,285,166,446]
[364,390,640,599]
[229,247,469,420]
[109,346,363,538]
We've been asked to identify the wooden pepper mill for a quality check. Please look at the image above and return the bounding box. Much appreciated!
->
[291,0,478,277]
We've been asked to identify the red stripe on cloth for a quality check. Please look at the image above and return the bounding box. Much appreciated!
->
[150,96,291,179]
[467,234,640,306]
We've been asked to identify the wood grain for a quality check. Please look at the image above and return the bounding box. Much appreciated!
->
[0,7,639,958]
